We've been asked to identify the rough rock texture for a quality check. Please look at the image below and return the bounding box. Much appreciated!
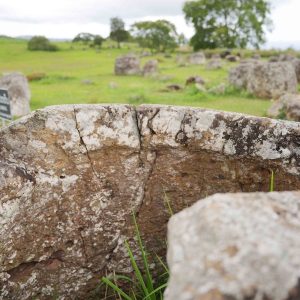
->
[189,52,206,65]
[114,54,141,75]
[0,72,31,116]
[165,192,300,300]
[229,62,298,99]
[142,60,158,76]
[268,93,300,121]
[2,104,300,299]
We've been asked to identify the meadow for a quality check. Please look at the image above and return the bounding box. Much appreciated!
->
[0,37,285,117]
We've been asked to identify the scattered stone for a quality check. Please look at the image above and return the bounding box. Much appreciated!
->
[114,54,141,75]
[226,55,240,62]
[81,79,94,85]
[206,59,222,70]
[26,72,46,82]
[142,60,158,76]
[195,83,206,92]
[165,192,300,300]
[220,50,231,58]
[208,83,227,94]
[267,93,300,121]
[189,52,206,65]
[0,72,31,116]
[2,104,300,298]
[229,62,298,99]
[166,84,183,91]
[185,76,205,86]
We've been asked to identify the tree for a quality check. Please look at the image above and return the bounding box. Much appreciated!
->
[131,20,178,53]
[183,0,272,50]
[110,17,130,48]
[27,36,58,51]
[93,35,105,48]
[72,32,95,45]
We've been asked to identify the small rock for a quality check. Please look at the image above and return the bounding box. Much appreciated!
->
[185,76,205,86]
[226,55,240,62]
[109,81,118,89]
[208,83,226,94]
[81,79,94,85]
[166,84,183,91]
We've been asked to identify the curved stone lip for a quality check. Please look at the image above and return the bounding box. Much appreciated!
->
[2,103,300,170]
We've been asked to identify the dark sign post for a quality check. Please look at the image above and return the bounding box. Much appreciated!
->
[0,89,11,125]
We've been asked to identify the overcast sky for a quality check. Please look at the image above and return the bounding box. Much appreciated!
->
[0,0,299,48]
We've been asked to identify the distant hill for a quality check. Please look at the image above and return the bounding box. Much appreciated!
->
[15,35,70,42]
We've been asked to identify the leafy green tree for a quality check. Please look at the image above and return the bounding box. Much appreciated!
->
[93,35,105,48]
[72,32,95,44]
[183,0,272,50]
[27,36,58,51]
[110,17,130,48]
[131,20,178,53]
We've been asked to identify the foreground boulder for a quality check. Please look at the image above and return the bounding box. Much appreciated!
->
[268,93,300,121]
[114,54,141,75]
[165,192,300,300]
[2,104,300,298]
[0,72,31,116]
[229,62,298,99]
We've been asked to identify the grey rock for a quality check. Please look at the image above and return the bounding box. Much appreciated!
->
[143,60,158,76]
[268,93,300,121]
[114,54,141,75]
[229,62,298,99]
[206,59,222,70]
[165,192,300,300]
[189,52,206,65]
[0,72,31,116]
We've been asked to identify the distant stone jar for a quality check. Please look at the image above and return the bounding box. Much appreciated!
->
[114,54,141,75]
[142,60,158,76]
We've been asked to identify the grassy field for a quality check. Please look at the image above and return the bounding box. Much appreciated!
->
[0,38,274,116]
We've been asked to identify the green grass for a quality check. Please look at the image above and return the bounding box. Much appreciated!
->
[0,38,273,116]
[101,214,168,300]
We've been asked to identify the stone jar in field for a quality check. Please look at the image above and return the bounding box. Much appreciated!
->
[142,59,158,76]
[0,72,31,116]
[189,52,206,65]
[2,104,300,299]
[229,62,298,99]
[114,54,141,75]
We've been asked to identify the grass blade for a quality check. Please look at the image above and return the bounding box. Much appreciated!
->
[132,214,154,298]
[101,277,132,300]
[270,170,274,192]
[142,283,168,300]
[125,240,149,297]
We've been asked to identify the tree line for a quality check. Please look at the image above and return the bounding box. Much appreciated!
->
[28,0,272,52]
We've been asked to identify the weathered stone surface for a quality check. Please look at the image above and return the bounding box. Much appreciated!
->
[142,59,158,76]
[0,72,31,116]
[2,104,300,299]
[114,54,141,75]
[229,62,298,99]
[268,93,300,121]
[189,52,206,65]
[165,192,300,300]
